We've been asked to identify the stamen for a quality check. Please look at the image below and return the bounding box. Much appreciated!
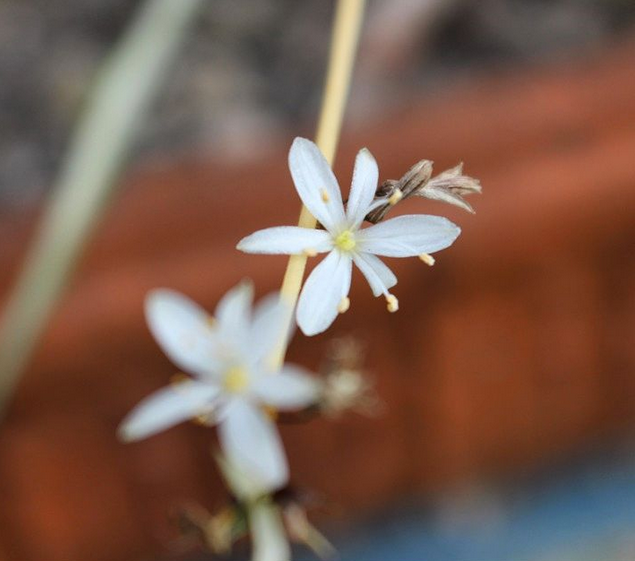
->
[388,188,403,206]
[303,247,318,257]
[263,405,279,421]
[193,412,214,426]
[418,253,435,266]
[170,372,190,386]
[385,294,399,313]
[337,296,350,314]
[320,188,330,203]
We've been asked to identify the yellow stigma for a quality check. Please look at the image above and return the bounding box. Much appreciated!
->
[386,294,399,313]
[388,188,403,205]
[338,296,350,313]
[223,366,249,393]
[418,253,435,266]
[335,230,356,251]
[320,188,330,202]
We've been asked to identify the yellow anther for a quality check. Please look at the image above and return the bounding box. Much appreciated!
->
[320,188,330,202]
[385,294,399,313]
[337,296,350,314]
[193,412,214,426]
[388,188,403,205]
[263,405,278,421]
[170,372,190,386]
[303,247,318,257]
[334,230,356,252]
[223,366,249,394]
[206,315,216,327]
[418,253,435,266]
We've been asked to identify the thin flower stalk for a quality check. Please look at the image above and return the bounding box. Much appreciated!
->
[272,0,367,367]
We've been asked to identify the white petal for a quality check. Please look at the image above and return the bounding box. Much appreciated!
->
[218,400,288,493]
[216,452,262,501]
[296,250,353,336]
[247,293,292,365]
[353,252,397,297]
[357,215,461,257]
[346,148,379,228]
[250,502,291,561]
[237,227,332,255]
[145,289,221,377]
[215,281,253,344]
[288,137,346,231]
[252,365,321,410]
[118,382,220,441]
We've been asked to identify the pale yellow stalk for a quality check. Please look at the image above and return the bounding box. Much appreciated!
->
[273,0,367,368]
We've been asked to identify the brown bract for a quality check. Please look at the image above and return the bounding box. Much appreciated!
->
[366,159,481,224]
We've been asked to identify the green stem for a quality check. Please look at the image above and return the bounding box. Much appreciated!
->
[0,0,205,415]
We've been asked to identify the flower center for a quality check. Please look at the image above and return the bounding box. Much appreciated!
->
[223,366,249,394]
[334,229,356,252]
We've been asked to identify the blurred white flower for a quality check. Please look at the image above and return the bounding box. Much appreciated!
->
[118,282,320,495]
[237,137,461,336]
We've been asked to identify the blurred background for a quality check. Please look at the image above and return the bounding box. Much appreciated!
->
[1,0,635,560]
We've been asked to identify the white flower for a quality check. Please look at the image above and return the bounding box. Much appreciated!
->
[118,282,320,495]
[237,137,461,336]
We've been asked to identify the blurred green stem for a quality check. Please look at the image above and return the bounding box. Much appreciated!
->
[0,0,205,415]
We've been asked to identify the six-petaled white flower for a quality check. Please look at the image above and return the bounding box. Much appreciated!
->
[237,137,461,336]
[118,282,320,495]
